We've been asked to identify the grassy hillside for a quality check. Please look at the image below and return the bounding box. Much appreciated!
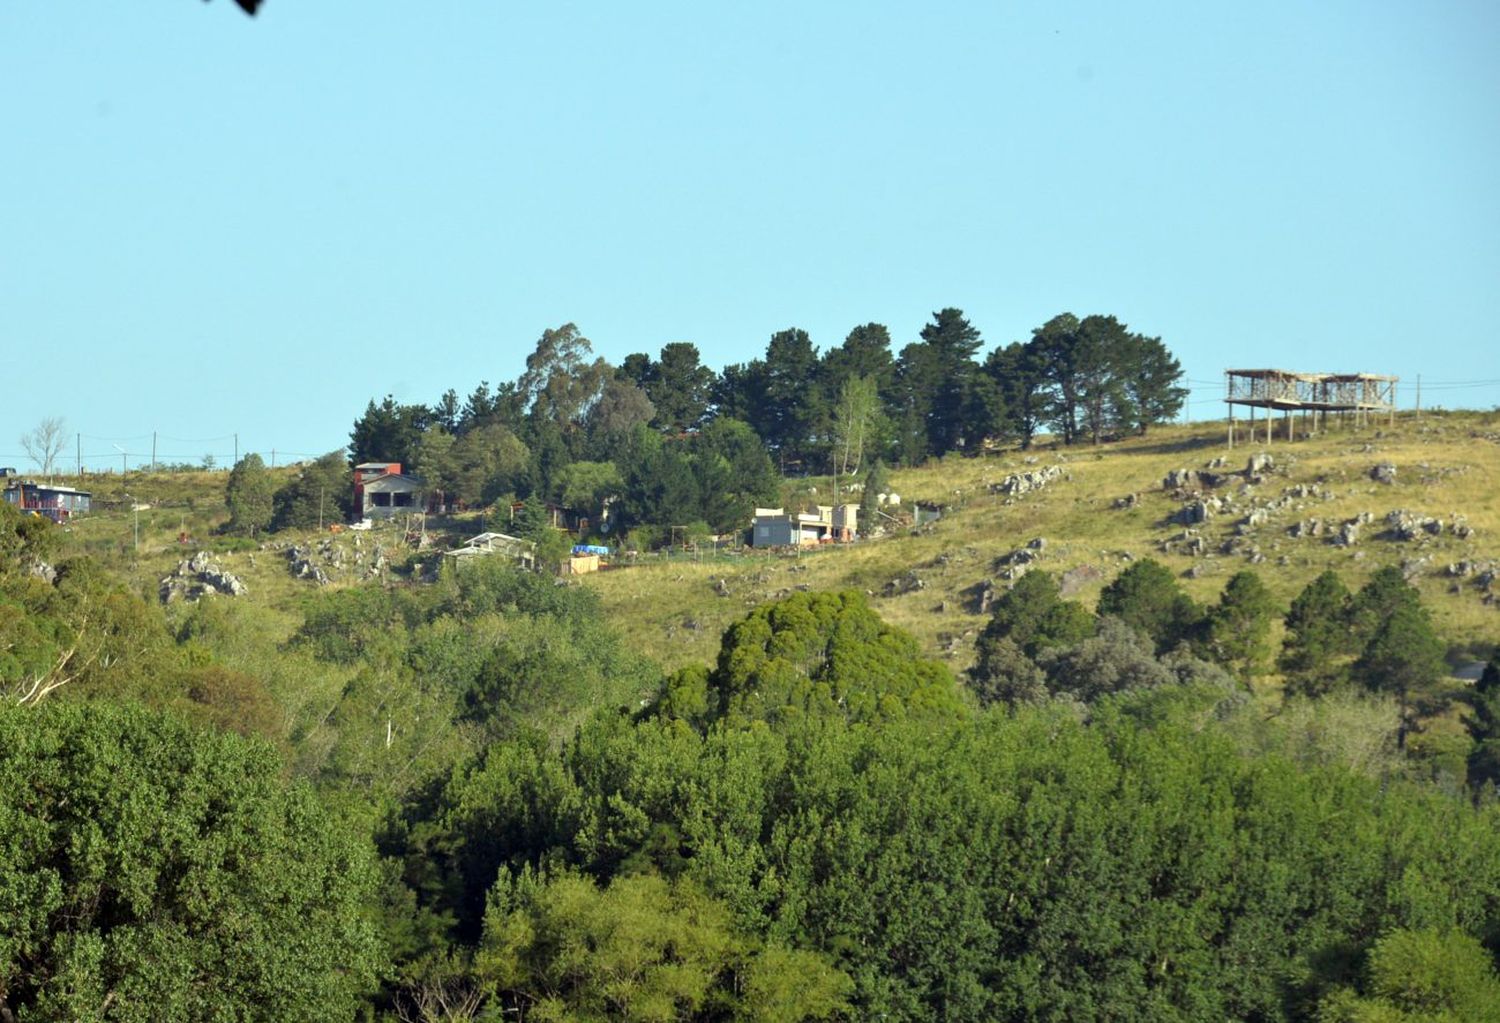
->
[42,409,1499,679]
[584,410,1500,674]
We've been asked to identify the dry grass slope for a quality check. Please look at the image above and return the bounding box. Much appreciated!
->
[586,410,1500,675]
[44,411,1500,684]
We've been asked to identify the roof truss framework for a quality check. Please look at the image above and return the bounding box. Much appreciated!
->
[1223,369,1397,447]
[1224,369,1397,412]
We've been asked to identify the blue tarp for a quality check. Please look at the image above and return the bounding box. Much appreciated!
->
[572,544,610,556]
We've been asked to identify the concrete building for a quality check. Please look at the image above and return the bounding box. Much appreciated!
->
[359,471,427,520]
[751,504,859,547]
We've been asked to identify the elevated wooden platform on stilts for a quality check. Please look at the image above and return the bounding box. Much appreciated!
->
[1224,369,1397,447]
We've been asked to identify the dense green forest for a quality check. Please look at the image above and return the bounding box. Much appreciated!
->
[4,491,1500,1021]
[336,310,1185,546]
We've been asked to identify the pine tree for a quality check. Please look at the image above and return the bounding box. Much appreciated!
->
[1204,570,1278,679]
[916,308,984,455]
[1352,602,1446,747]
[1349,566,1423,648]
[1280,570,1356,696]
[645,342,715,433]
[975,570,1094,663]
[1096,559,1201,654]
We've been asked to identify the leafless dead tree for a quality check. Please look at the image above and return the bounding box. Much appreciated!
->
[394,976,485,1023]
[20,416,67,479]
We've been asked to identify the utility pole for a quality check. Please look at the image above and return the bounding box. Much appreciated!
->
[151,431,157,473]
[1415,374,1421,421]
[271,448,276,469]
[76,433,81,478]
[318,485,325,532]
[234,434,239,465]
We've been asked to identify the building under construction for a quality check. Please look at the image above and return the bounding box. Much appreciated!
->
[1223,369,1397,447]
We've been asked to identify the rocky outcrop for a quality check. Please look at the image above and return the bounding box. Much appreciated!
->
[995,465,1066,497]
[882,570,926,597]
[160,551,247,603]
[1178,498,1221,526]
[286,545,330,586]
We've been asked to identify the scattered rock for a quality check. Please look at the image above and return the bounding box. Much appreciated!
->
[1246,453,1274,475]
[1113,493,1139,510]
[1370,462,1398,485]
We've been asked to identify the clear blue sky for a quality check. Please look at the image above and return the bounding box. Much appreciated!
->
[4,1,1498,470]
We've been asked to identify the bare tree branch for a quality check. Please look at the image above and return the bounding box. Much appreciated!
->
[19,416,67,480]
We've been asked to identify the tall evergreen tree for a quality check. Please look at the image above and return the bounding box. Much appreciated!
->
[431,388,461,433]
[975,570,1095,662]
[891,341,940,465]
[917,308,984,454]
[1349,566,1425,648]
[1204,570,1278,679]
[348,395,428,466]
[1027,313,1083,444]
[645,342,715,433]
[1072,314,1131,444]
[984,341,1048,449]
[1096,558,1202,654]
[1116,332,1187,435]
[710,361,768,435]
[761,328,823,469]
[1352,602,1446,746]
[821,322,895,393]
[1280,570,1356,696]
